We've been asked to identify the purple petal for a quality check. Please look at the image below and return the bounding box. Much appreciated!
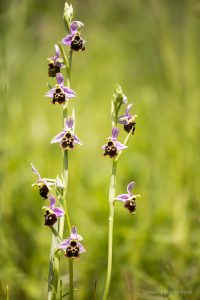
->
[52,207,65,217]
[54,44,60,58]
[123,95,128,104]
[56,73,64,86]
[31,163,41,178]
[127,181,135,194]
[70,226,78,240]
[73,134,82,145]
[62,86,76,98]
[48,195,56,207]
[116,194,130,202]
[70,21,79,33]
[45,88,56,98]
[101,144,106,150]
[65,117,74,130]
[115,141,127,151]
[62,34,74,45]
[118,115,128,124]
[112,127,119,140]
[77,242,86,253]
[51,131,66,144]
[58,238,70,249]
[126,104,133,115]
[70,21,84,34]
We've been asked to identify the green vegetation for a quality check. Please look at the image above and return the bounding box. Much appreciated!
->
[0,0,200,299]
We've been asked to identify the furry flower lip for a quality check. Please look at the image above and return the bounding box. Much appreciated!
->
[43,195,65,227]
[102,127,127,158]
[47,44,64,77]
[31,164,54,199]
[51,116,82,150]
[45,73,76,104]
[58,226,86,259]
[62,21,85,51]
[118,104,137,134]
[115,182,141,214]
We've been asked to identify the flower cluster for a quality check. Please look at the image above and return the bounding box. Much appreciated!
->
[101,86,141,214]
[32,6,86,266]
[31,164,64,226]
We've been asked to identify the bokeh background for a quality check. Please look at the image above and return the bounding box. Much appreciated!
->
[0,0,200,299]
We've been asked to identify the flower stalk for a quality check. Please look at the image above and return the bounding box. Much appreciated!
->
[102,86,138,300]
[102,159,117,300]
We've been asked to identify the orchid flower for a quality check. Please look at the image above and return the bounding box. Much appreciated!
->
[31,163,54,199]
[58,226,86,259]
[118,104,137,134]
[51,116,82,150]
[62,21,85,51]
[47,44,64,77]
[102,127,127,158]
[45,73,76,104]
[116,182,141,214]
[43,195,65,227]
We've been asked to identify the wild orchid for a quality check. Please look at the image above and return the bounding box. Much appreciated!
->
[58,226,86,259]
[51,116,82,150]
[31,2,140,300]
[43,195,65,226]
[31,163,54,199]
[47,44,65,77]
[102,127,127,158]
[118,103,138,134]
[102,86,140,300]
[116,182,141,214]
[62,21,85,51]
[45,73,76,104]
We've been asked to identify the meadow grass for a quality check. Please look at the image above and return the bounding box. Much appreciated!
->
[0,0,200,299]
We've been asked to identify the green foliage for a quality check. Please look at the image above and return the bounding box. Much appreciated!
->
[0,0,200,299]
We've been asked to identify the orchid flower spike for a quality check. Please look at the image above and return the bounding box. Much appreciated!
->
[116,182,141,214]
[118,104,138,134]
[62,21,85,51]
[51,116,82,150]
[43,195,65,227]
[102,127,127,158]
[58,226,86,259]
[47,44,64,77]
[31,163,54,199]
[45,73,76,105]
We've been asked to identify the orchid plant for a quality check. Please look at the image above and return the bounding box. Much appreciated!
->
[31,2,140,300]
[31,2,86,300]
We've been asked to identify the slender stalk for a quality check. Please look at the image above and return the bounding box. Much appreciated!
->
[69,260,74,300]
[48,44,73,300]
[48,224,59,300]
[6,286,9,300]
[102,160,117,300]
[61,44,74,300]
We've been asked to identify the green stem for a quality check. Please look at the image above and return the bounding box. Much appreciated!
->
[102,160,117,300]
[6,286,9,300]
[60,42,74,300]
[69,260,74,300]
[48,224,60,300]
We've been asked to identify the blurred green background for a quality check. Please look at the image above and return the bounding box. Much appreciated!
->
[0,0,200,299]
